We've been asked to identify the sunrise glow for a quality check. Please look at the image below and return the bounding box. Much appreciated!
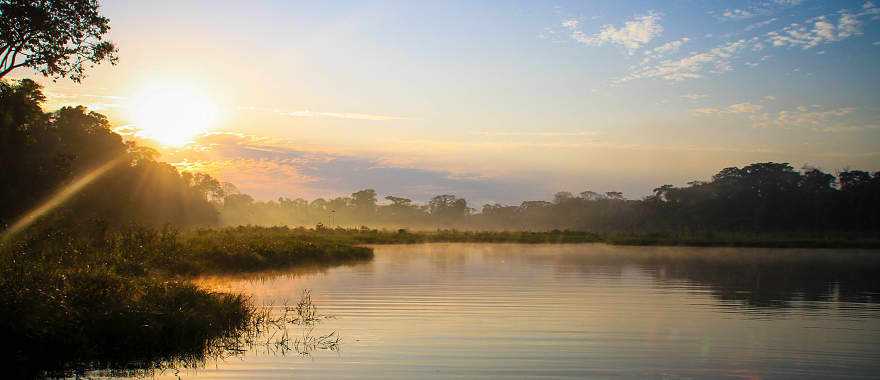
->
[129,84,219,146]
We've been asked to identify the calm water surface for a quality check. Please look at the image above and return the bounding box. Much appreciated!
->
[172,244,880,379]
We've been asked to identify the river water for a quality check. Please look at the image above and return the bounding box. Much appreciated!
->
[171,243,879,379]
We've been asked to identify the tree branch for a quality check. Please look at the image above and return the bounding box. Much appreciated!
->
[0,61,30,79]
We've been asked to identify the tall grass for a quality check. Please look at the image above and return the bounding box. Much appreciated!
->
[222,225,880,249]
[0,223,372,376]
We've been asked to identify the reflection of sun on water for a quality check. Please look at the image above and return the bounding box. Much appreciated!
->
[129,85,219,147]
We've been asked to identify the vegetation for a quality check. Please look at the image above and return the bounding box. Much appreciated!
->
[0,0,117,81]
[195,225,880,249]
[219,164,880,236]
[0,79,223,229]
[0,222,371,376]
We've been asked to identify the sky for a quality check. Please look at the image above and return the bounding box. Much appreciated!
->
[15,0,880,205]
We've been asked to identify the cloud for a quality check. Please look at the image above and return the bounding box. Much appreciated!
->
[617,39,749,82]
[767,13,863,49]
[469,130,599,137]
[161,133,533,204]
[744,18,778,32]
[681,93,708,101]
[280,110,411,121]
[722,9,755,20]
[41,90,128,112]
[563,12,663,53]
[691,102,763,115]
[818,124,880,133]
[617,3,878,84]
[749,106,857,129]
[641,37,690,64]
[691,107,722,115]
[713,0,802,22]
[650,37,689,55]
[694,103,862,131]
[238,106,412,121]
[728,102,764,113]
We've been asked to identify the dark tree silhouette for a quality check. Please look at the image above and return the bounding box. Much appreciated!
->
[0,79,218,228]
[0,0,117,81]
[214,163,880,235]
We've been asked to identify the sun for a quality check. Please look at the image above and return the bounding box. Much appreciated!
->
[129,85,219,147]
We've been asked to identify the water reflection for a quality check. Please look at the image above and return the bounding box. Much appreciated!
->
[510,245,880,309]
[141,244,880,378]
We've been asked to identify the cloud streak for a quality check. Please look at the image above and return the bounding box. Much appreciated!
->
[563,12,663,53]
[693,102,866,132]
[162,133,533,204]
[238,106,413,121]
[610,2,879,84]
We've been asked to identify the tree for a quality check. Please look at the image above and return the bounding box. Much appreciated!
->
[0,0,118,81]
[0,79,219,227]
[351,189,377,211]
[553,191,574,204]
[385,196,412,208]
[428,195,468,224]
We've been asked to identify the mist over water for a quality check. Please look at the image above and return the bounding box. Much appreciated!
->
[168,244,880,379]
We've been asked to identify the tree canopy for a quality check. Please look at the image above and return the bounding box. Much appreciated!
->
[0,0,117,81]
[0,79,219,228]
[216,162,880,234]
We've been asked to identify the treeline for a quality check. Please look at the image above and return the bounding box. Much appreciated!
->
[2,78,878,235]
[0,79,221,228]
[219,163,880,234]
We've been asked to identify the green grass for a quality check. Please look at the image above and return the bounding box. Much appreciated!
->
[0,223,373,376]
[233,226,880,249]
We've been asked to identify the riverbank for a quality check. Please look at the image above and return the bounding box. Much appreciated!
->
[0,224,373,377]
[242,226,880,249]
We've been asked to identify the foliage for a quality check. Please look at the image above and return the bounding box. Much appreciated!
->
[0,223,372,375]
[0,79,220,229]
[0,0,117,81]
[217,163,880,235]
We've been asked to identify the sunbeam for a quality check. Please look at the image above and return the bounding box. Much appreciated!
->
[1,157,126,242]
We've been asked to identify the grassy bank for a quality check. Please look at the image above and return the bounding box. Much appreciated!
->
[0,224,372,377]
[236,226,880,249]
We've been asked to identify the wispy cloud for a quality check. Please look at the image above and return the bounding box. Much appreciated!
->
[280,110,412,121]
[749,106,857,129]
[641,37,690,64]
[693,102,865,132]
[239,106,413,121]
[691,102,763,115]
[469,130,599,137]
[162,133,531,203]
[713,0,802,21]
[744,18,778,32]
[681,93,708,101]
[767,13,863,49]
[617,39,749,82]
[722,9,756,20]
[562,12,663,53]
[615,2,879,84]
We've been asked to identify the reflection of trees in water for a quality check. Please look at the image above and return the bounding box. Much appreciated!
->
[649,255,879,308]
[540,247,880,310]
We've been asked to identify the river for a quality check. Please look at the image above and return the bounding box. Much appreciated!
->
[163,243,879,379]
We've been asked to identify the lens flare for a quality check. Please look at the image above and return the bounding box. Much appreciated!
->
[1,157,125,242]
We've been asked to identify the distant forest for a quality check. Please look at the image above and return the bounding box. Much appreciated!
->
[2,79,879,234]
